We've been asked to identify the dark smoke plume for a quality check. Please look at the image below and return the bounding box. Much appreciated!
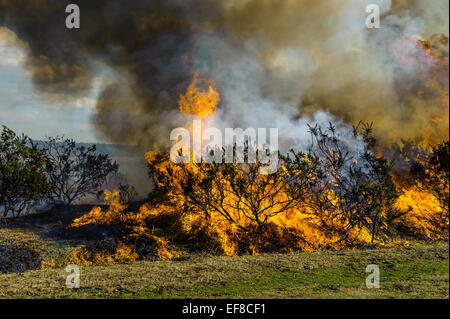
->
[0,0,448,148]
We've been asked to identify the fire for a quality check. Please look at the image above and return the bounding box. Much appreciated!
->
[395,185,448,240]
[172,72,221,162]
[144,149,401,256]
[138,74,447,256]
[68,65,448,264]
[178,71,220,118]
[70,190,181,264]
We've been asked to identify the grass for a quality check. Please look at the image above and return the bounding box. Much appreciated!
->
[0,242,448,299]
[0,208,448,299]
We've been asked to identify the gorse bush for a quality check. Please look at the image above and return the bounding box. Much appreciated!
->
[143,122,408,255]
[0,126,48,218]
[293,122,402,244]
[147,150,323,256]
[148,149,317,233]
[42,136,119,206]
[391,140,449,239]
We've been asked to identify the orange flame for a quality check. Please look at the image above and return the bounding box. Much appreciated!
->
[179,71,220,118]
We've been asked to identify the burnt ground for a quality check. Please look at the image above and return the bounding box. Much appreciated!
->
[0,204,106,273]
[0,199,170,274]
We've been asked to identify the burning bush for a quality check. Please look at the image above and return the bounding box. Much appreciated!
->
[294,122,403,244]
[144,122,407,255]
[389,140,449,239]
[147,148,321,255]
[147,150,316,232]
[66,69,447,260]
[395,187,447,240]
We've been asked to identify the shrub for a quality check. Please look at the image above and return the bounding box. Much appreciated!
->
[42,136,119,206]
[291,122,402,243]
[392,141,449,239]
[145,123,400,255]
[147,145,319,233]
[0,126,48,218]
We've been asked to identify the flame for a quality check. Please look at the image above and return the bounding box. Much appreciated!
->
[395,184,448,240]
[144,152,379,256]
[70,190,181,264]
[178,71,220,118]
[171,71,222,160]
[70,55,447,260]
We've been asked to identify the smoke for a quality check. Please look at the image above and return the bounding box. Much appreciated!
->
[0,0,448,149]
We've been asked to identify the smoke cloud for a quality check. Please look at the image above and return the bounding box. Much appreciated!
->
[0,0,448,148]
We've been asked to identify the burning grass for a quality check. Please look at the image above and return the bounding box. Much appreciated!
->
[68,190,181,265]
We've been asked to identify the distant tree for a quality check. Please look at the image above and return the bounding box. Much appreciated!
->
[43,136,119,206]
[0,126,48,217]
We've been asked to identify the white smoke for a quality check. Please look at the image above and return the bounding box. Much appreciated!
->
[185,0,448,154]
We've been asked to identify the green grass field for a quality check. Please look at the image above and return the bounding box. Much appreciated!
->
[0,241,448,299]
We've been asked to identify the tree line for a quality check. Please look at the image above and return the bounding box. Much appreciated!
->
[0,126,120,217]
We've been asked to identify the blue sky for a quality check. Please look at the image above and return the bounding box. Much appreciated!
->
[0,27,101,143]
